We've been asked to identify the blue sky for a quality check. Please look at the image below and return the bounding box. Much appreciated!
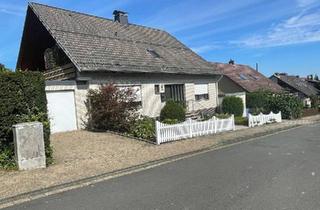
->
[1,0,320,77]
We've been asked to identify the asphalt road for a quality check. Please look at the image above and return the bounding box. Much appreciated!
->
[6,123,320,210]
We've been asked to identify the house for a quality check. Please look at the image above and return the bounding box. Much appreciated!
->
[17,3,221,133]
[270,73,319,107]
[305,75,320,93]
[210,62,283,117]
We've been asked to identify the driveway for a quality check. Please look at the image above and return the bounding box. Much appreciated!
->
[5,123,320,210]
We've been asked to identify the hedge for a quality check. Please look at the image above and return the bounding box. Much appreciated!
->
[222,96,244,117]
[0,71,52,168]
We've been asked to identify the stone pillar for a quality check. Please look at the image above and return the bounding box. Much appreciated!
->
[13,122,46,170]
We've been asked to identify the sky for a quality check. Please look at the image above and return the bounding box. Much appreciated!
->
[0,0,320,77]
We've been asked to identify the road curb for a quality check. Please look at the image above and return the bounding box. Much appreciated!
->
[0,124,305,209]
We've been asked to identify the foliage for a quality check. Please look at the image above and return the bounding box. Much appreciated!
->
[246,90,273,113]
[0,145,16,170]
[85,84,139,133]
[235,116,248,126]
[160,100,186,123]
[0,63,10,72]
[214,113,231,119]
[246,90,304,119]
[222,96,244,117]
[162,119,179,124]
[130,117,155,140]
[310,95,319,108]
[0,71,52,168]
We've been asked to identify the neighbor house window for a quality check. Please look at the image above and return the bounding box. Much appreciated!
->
[195,84,209,101]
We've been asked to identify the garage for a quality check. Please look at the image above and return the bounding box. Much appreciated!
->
[46,91,78,133]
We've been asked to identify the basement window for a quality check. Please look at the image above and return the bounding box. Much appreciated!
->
[147,48,161,58]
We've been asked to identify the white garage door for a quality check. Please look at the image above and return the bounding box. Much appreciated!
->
[46,91,77,133]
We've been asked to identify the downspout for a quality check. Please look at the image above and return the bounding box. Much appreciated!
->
[215,74,223,109]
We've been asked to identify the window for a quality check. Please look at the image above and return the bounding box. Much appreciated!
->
[195,84,209,101]
[160,84,185,102]
[155,85,160,94]
[239,73,248,80]
[147,48,161,58]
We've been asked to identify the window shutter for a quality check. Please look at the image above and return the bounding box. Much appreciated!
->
[194,84,208,95]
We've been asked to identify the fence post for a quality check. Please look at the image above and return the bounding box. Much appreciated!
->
[232,115,236,131]
[155,121,161,145]
[279,111,282,123]
[213,116,217,133]
[188,118,193,138]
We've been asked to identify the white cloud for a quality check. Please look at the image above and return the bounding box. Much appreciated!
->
[234,9,320,48]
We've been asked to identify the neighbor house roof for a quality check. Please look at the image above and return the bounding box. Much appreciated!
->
[271,74,319,96]
[211,62,283,93]
[19,2,217,75]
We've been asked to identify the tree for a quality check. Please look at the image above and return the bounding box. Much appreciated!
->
[0,63,9,72]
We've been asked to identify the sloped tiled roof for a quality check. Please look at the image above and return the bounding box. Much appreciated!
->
[211,62,283,93]
[272,74,319,96]
[27,3,217,75]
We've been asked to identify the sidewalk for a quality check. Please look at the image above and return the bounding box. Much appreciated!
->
[1,115,319,205]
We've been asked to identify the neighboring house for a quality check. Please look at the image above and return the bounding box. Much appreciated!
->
[270,73,319,107]
[305,76,320,94]
[17,3,221,133]
[210,62,283,117]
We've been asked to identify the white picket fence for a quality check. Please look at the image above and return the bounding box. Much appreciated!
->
[155,115,235,144]
[248,111,282,128]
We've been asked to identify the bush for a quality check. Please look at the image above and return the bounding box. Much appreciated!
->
[247,90,304,119]
[235,116,248,126]
[246,90,273,113]
[85,84,139,132]
[130,117,155,140]
[268,94,304,119]
[214,113,231,119]
[160,100,186,122]
[222,96,243,117]
[0,71,52,168]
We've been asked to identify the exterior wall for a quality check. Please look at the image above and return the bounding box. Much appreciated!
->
[46,73,220,130]
[218,76,246,94]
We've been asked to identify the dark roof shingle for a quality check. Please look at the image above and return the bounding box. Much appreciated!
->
[211,62,283,93]
[28,3,217,75]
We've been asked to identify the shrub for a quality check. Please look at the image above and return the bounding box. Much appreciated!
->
[85,84,139,132]
[222,96,243,117]
[162,119,179,124]
[235,116,248,126]
[0,71,52,168]
[130,117,155,140]
[0,63,9,72]
[246,90,273,113]
[160,100,186,122]
[268,93,303,119]
[214,113,231,119]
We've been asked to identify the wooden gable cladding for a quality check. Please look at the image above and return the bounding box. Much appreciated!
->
[44,63,76,80]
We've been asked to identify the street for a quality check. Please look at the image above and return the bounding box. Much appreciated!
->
[6,123,320,210]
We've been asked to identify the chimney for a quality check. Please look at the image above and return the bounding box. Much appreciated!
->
[113,10,128,24]
[228,59,235,65]
[256,63,259,72]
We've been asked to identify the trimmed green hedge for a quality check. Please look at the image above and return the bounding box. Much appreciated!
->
[0,71,52,169]
[222,96,244,117]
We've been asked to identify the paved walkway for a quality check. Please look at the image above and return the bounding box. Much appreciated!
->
[6,123,320,210]
[0,115,319,202]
